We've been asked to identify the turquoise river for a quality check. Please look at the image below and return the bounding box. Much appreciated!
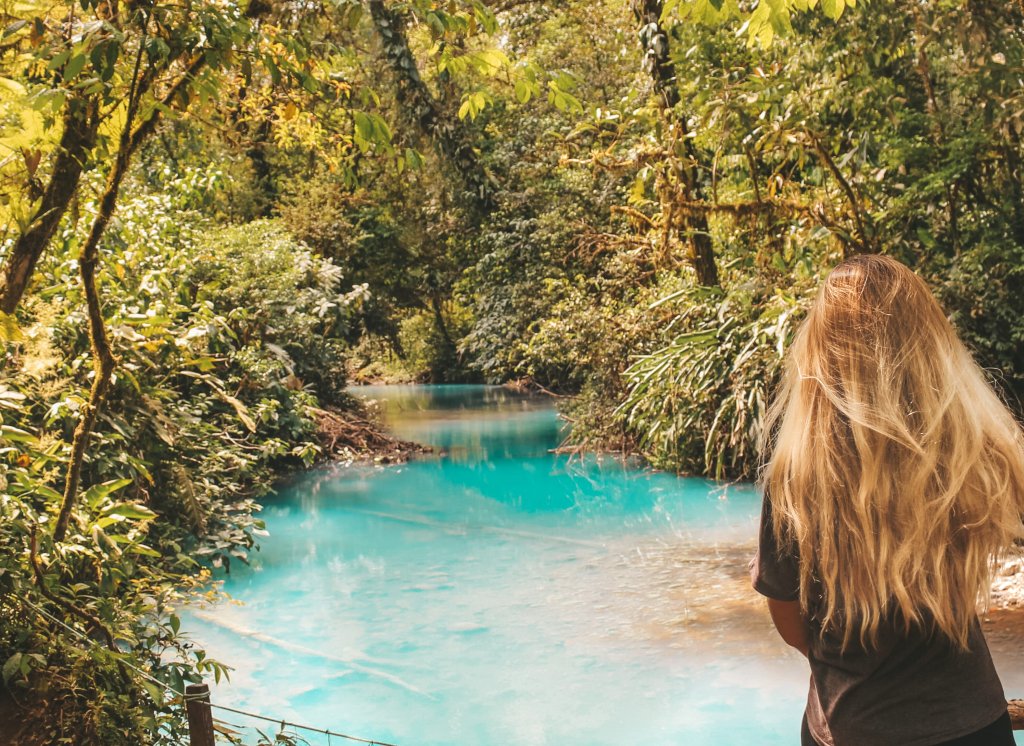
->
[185,385,1024,745]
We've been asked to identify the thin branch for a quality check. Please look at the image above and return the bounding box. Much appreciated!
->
[803,129,874,255]
[610,204,657,228]
[54,14,167,543]
[29,527,117,651]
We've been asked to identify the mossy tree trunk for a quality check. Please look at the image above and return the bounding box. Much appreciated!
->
[365,0,494,216]
[632,0,719,287]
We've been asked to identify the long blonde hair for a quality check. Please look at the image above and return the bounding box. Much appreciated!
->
[761,254,1024,650]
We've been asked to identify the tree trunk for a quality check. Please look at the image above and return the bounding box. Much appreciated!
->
[805,129,874,257]
[245,115,276,217]
[0,47,206,319]
[632,0,719,287]
[365,0,494,215]
[0,97,100,315]
[429,293,458,382]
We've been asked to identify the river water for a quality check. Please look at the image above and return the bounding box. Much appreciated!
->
[185,385,1024,745]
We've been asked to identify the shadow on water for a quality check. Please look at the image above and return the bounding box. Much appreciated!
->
[184,385,1024,746]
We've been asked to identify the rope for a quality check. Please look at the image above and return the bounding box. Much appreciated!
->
[17,595,401,746]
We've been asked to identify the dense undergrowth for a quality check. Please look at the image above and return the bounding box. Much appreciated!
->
[0,171,383,744]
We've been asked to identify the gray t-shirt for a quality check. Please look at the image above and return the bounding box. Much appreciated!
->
[751,494,1008,746]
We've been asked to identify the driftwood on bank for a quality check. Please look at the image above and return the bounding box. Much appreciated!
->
[503,376,568,399]
[309,404,428,464]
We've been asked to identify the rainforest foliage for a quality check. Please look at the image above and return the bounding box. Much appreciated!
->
[1,0,1023,742]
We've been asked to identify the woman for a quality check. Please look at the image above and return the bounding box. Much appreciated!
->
[751,254,1024,745]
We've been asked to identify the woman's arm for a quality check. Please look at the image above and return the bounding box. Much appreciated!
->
[767,598,810,657]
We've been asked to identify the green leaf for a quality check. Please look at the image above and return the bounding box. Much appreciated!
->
[353,110,374,151]
[670,329,719,346]
[127,543,161,557]
[103,39,119,78]
[0,77,26,97]
[660,0,681,21]
[820,0,844,19]
[264,55,281,85]
[2,654,22,684]
[404,147,424,170]
[2,20,27,38]
[371,113,392,143]
[101,502,158,521]
[514,78,532,104]
[182,356,217,372]
[345,4,363,29]
[0,425,35,443]
[547,81,582,113]
[32,484,62,502]
[83,478,133,510]
[47,49,71,71]
[140,679,164,703]
[144,37,170,63]
[554,70,577,92]
[474,49,509,76]
[424,12,444,35]
[63,53,86,81]
[474,6,498,34]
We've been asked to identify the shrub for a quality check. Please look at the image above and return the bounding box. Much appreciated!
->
[0,177,359,743]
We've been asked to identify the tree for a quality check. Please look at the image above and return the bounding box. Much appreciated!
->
[632,0,719,285]
[365,0,495,214]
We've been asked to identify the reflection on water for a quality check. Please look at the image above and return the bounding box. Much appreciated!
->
[358,384,566,463]
[185,385,1024,746]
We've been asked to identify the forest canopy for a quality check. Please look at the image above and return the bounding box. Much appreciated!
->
[1,0,1023,742]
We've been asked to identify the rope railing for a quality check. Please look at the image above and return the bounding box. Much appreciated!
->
[14,593,1024,741]
[17,595,400,746]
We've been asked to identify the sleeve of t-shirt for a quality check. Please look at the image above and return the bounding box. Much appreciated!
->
[749,491,800,602]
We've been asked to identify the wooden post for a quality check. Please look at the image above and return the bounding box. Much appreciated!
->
[1010,699,1023,730]
[185,683,216,746]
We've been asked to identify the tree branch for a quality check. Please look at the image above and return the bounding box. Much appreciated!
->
[29,527,117,651]
[53,37,206,544]
[804,129,875,256]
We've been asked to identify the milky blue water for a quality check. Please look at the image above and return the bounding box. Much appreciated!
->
[184,385,1024,746]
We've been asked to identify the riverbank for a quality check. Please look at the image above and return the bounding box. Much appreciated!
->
[992,547,1024,609]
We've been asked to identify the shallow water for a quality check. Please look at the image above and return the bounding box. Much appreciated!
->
[185,385,1024,745]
